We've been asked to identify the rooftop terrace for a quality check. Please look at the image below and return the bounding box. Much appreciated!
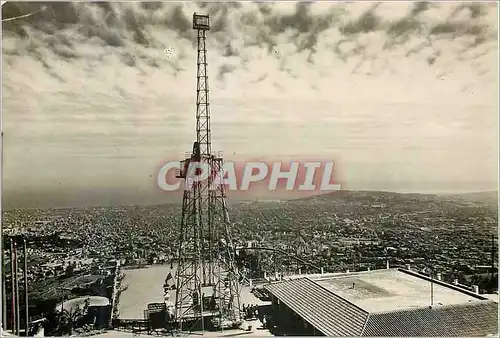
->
[311,268,483,312]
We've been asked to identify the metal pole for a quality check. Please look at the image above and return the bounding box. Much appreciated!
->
[24,238,29,336]
[2,237,7,330]
[430,269,434,307]
[491,234,495,281]
[10,238,16,333]
[15,239,21,335]
[0,125,5,332]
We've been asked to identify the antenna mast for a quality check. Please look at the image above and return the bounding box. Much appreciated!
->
[491,234,496,281]
[174,13,241,333]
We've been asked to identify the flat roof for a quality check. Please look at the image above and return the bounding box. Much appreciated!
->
[55,296,110,312]
[312,268,482,312]
[484,293,499,303]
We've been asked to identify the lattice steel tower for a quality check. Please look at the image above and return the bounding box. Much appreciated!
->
[174,13,241,333]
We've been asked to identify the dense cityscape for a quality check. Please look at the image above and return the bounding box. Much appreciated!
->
[2,190,497,334]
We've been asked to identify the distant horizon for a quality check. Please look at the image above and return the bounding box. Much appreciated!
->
[2,188,497,211]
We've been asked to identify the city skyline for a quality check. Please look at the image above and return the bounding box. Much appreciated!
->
[2,2,498,209]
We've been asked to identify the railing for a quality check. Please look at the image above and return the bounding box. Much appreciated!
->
[176,160,188,178]
[175,169,184,178]
[180,151,224,159]
[211,151,223,158]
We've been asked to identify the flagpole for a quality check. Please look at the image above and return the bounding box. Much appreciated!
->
[428,267,434,307]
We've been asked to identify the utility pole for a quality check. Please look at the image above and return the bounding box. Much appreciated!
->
[430,271,434,307]
[24,237,29,336]
[491,234,496,281]
[427,267,434,307]
[10,238,16,334]
[2,238,7,331]
[0,117,6,331]
[15,239,20,335]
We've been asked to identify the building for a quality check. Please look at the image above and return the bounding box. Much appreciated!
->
[56,296,111,329]
[264,268,498,336]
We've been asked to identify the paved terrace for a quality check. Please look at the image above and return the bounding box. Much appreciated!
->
[119,265,267,319]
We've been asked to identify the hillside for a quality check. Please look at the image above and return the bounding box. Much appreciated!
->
[291,190,498,212]
[444,191,498,204]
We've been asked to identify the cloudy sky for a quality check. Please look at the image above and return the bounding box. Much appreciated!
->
[2,1,498,208]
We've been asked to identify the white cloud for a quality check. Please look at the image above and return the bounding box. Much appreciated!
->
[2,2,498,206]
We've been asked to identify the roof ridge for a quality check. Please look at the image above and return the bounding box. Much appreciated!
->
[361,311,371,335]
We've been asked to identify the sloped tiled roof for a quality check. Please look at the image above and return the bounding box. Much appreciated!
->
[362,301,499,337]
[264,277,369,336]
[265,275,499,337]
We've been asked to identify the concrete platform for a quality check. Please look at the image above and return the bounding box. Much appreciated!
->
[119,265,175,319]
[118,265,267,319]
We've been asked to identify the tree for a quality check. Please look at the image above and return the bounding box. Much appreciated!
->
[52,299,91,336]
[64,263,75,277]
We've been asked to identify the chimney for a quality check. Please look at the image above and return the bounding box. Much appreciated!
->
[249,279,253,288]
[264,271,267,279]
[453,279,459,285]
[436,273,442,281]
[405,264,411,271]
[367,267,371,272]
[298,268,302,275]
[386,260,390,269]
[320,267,324,274]
[472,285,479,294]
[346,269,350,273]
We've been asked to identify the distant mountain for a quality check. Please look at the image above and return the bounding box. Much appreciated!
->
[443,191,498,206]
[295,190,498,201]
[293,190,438,202]
[290,190,498,211]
